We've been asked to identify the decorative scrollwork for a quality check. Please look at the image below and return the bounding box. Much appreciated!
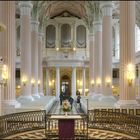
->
[88,109,140,138]
[0,110,46,138]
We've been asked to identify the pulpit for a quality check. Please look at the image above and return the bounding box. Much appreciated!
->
[50,115,82,139]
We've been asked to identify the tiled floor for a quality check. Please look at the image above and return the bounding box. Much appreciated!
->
[3,101,138,139]
[5,129,136,139]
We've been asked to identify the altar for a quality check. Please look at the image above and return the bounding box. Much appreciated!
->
[50,115,83,139]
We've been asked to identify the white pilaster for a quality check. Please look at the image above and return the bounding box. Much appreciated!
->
[89,33,94,95]
[38,32,44,96]
[18,1,34,101]
[137,64,140,101]
[100,1,113,96]
[114,21,119,60]
[93,20,102,99]
[82,67,86,96]
[72,67,76,97]
[56,67,60,99]
[115,1,139,108]
[99,1,117,103]
[0,1,21,110]
[0,85,2,116]
[31,20,40,99]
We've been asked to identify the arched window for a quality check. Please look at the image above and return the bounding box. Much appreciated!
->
[46,25,56,48]
[61,24,71,48]
[16,26,20,56]
[113,24,120,60]
[135,24,140,52]
[76,25,86,48]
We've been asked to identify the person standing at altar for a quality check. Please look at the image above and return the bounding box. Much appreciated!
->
[59,92,64,105]
[69,96,74,109]
[77,94,81,108]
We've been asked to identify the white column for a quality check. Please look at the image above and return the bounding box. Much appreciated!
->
[93,21,102,95]
[38,32,44,96]
[19,1,34,101]
[56,67,60,99]
[31,20,40,98]
[0,84,3,115]
[116,1,139,108]
[82,67,86,96]
[100,1,115,102]
[0,1,20,109]
[72,67,76,97]
[114,21,119,60]
[89,33,94,95]
[46,67,50,96]
[0,85,1,115]
[137,64,140,100]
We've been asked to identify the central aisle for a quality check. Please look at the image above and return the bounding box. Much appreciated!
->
[48,101,85,115]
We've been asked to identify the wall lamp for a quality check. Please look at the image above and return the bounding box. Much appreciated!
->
[80,81,82,86]
[21,76,28,86]
[38,80,40,86]
[105,78,111,87]
[56,47,59,51]
[1,64,8,86]
[91,80,94,87]
[73,47,76,51]
[96,78,101,87]
[77,80,79,83]
[0,22,6,32]
[126,63,135,86]
[31,79,35,87]
[49,81,52,87]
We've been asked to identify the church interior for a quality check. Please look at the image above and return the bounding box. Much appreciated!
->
[0,1,140,139]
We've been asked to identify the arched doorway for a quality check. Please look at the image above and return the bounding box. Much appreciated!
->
[61,75,71,96]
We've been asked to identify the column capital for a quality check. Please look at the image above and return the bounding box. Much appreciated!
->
[72,66,76,69]
[93,21,102,32]
[19,1,33,16]
[38,32,44,41]
[100,1,112,16]
[82,67,86,70]
[31,20,39,32]
[89,32,94,37]
[56,66,60,69]
[88,33,94,43]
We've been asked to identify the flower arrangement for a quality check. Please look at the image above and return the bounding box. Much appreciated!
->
[62,99,71,112]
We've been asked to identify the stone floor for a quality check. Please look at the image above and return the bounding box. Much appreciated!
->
[2,100,139,139]
[5,129,136,139]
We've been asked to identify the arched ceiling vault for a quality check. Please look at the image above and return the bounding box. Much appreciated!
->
[46,1,86,18]
[16,1,140,28]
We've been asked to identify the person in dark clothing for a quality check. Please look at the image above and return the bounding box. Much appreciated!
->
[59,92,64,105]
[69,97,74,109]
[77,94,81,108]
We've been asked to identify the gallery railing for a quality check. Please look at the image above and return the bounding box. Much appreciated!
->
[45,114,88,139]
[0,110,46,138]
[88,109,140,138]
[1,109,140,139]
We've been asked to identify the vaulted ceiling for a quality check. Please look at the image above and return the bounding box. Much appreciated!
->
[45,1,86,18]
[16,1,140,28]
